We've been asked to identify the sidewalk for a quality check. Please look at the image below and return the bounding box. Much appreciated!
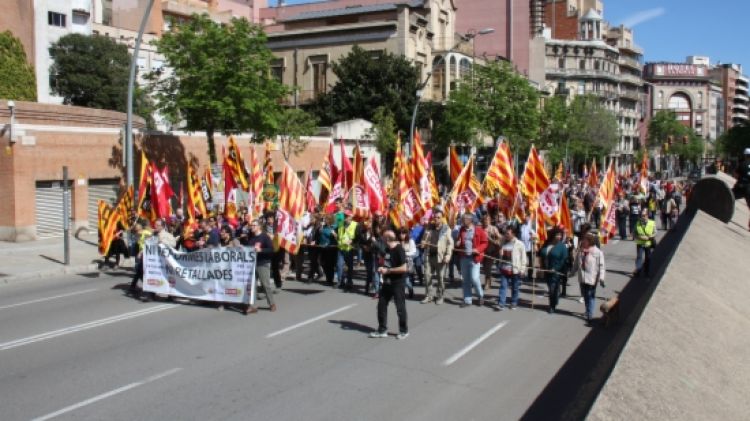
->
[0,233,121,284]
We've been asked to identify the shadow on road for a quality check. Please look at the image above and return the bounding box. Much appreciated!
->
[328,320,374,334]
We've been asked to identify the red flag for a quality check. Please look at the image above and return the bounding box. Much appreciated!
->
[223,158,239,220]
[151,164,174,219]
[317,141,338,202]
[364,155,384,214]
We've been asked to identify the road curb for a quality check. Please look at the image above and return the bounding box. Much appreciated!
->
[0,263,102,286]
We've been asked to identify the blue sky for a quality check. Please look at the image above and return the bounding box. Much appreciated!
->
[594,0,748,69]
[272,0,750,72]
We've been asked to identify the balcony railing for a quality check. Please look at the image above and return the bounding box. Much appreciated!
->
[619,90,641,101]
[618,56,643,70]
[733,102,749,111]
[619,73,644,86]
[545,67,621,82]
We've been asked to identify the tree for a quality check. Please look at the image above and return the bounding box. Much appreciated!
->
[434,61,540,153]
[647,110,685,147]
[148,14,286,164]
[277,108,318,161]
[567,95,620,159]
[0,31,36,101]
[717,123,750,159]
[309,46,419,133]
[48,33,152,125]
[368,106,399,154]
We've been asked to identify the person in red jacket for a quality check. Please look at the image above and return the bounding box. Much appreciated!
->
[455,212,489,307]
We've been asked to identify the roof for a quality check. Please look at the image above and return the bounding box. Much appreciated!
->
[581,8,603,21]
[281,1,423,22]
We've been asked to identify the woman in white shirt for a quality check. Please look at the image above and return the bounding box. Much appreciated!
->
[399,228,418,299]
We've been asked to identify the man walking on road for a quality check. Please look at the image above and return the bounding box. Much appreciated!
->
[634,209,656,279]
[421,208,453,305]
[495,225,526,311]
[245,218,277,314]
[370,230,409,339]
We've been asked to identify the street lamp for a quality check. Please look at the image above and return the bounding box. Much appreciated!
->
[7,100,15,144]
[407,27,495,155]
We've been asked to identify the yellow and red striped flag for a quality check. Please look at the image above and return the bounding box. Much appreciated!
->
[352,142,364,187]
[186,163,207,222]
[520,145,550,202]
[638,150,649,193]
[276,162,305,254]
[588,158,599,189]
[483,140,517,200]
[554,162,564,182]
[136,151,156,223]
[449,155,479,213]
[225,136,249,191]
[115,185,134,229]
[411,131,432,209]
[263,141,274,185]
[559,192,573,238]
[449,146,462,184]
[598,162,618,244]
[317,142,337,204]
[247,146,264,216]
[98,200,121,256]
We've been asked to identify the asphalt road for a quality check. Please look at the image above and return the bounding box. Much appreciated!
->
[0,235,647,421]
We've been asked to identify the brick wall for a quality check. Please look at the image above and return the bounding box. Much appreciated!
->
[544,0,579,40]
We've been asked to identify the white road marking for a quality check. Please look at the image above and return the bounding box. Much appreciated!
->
[266,304,358,338]
[443,320,509,366]
[610,239,621,245]
[0,304,175,351]
[0,288,98,311]
[31,367,183,421]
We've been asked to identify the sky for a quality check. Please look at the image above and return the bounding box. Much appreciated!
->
[590,0,750,69]
[272,0,750,71]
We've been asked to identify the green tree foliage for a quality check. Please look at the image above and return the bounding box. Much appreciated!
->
[434,61,540,153]
[538,95,619,167]
[309,46,419,133]
[148,14,286,164]
[48,33,152,125]
[648,110,703,163]
[277,108,318,161]
[717,123,750,159]
[368,106,399,154]
[0,31,36,101]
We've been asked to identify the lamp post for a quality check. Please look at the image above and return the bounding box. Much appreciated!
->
[407,27,494,156]
[125,0,155,201]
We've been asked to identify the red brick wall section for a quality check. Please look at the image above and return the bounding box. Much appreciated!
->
[544,1,579,40]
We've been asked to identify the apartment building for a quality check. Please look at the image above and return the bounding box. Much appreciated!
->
[710,63,749,130]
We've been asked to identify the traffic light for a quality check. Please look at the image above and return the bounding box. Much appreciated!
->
[682,135,688,145]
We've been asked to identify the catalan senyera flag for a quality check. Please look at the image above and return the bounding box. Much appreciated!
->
[97,200,121,256]
[411,131,432,209]
[318,142,337,203]
[598,162,618,244]
[554,162,564,182]
[449,146,462,184]
[247,146,264,216]
[559,192,573,238]
[390,135,403,201]
[535,204,548,247]
[449,155,479,213]
[225,136,249,191]
[520,145,550,202]
[186,164,207,222]
[483,140,517,200]
[277,162,305,254]
[115,185,134,229]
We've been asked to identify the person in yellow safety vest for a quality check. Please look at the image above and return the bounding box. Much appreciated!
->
[334,210,358,291]
[130,222,153,295]
[634,208,656,278]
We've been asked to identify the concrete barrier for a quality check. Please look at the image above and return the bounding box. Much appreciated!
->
[687,172,737,223]
[587,187,750,420]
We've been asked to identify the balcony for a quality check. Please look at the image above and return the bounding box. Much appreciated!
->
[735,84,748,95]
[733,102,749,112]
[618,56,643,70]
[545,67,620,82]
[619,90,641,101]
[618,42,644,55]
[619,73,644,86]
[588,89,619,101]
[732,112,749,121]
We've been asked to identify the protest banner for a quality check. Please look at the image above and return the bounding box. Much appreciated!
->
[143,238,257,304]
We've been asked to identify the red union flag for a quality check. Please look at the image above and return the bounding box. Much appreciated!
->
[402,188,422,222]
[539,183,560,219]
[364,156,384,213]
[276,208,299,250]
[352,185,370,220]
[457,189,478,212]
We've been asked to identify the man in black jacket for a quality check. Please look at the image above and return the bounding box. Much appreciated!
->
[369,230,409,340]
[245,218,277,314]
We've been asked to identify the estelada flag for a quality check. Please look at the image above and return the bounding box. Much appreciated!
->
[97,200,121,256]
[277,162,305,254]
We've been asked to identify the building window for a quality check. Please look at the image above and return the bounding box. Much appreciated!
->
[668,93,691,110]
[309,55,327,97]
[578,84,585,95]
[594,60,600,71]
[72,11,89,26]
[558,58,564,69]
[48,11,66,27]
[579,59,585,70]
[697,91,703,108]
[270,58,284,84]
